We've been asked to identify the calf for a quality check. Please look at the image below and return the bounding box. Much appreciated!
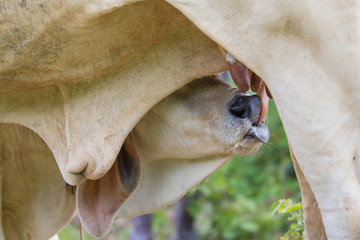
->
[0,76,269,239]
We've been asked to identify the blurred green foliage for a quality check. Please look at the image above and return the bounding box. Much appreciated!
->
[271,199,305,240]
[58,222,131,240]
[59,99,301,239]
[152,209,173,239]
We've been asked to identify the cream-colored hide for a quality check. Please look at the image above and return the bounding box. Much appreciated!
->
[0,124,76,240]
[2,0,359,239]
[163,1,360,239]
[0,0,227,186]
[0,77,268,239]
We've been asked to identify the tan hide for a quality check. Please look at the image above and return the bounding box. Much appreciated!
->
[2,0,359,238]
[0,77,267,238]
[289,146,327,240]
[77,76,267,237]
[0,0,227,186]
[164,1,360,239]
[0,124,75,240]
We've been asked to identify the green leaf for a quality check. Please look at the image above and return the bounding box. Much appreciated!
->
[279,203,303,214]
[290,223,297,229]
[270,200,282,215]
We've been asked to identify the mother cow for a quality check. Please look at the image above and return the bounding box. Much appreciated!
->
[176,1,360,239]
[0,0,359,239]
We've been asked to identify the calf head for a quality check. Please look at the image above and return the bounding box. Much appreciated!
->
[77,76,269,237]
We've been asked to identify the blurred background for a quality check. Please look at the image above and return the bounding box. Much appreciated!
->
[58,73,301,240]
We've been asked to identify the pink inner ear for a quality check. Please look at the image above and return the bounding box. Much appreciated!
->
[76,135,140,238]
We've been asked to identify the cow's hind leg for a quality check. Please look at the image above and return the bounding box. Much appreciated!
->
[290,146,327,240]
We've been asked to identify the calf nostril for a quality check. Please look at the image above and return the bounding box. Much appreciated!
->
[230,97,251,119]
[230,103,251,118]
[229,95,261,123]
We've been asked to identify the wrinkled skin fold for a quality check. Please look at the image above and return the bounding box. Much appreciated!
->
[1,0,360,239]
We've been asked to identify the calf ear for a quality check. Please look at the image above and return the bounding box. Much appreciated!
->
[76,135,140,237]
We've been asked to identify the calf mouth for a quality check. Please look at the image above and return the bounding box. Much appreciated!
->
[244,122,270,143]
[230,121,269,156]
